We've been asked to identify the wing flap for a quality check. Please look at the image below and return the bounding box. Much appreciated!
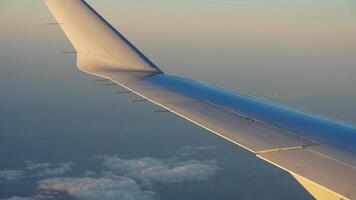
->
[258,147,356,200]
[292,173,346,200]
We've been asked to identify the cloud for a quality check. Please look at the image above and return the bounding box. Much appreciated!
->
[1,147,221,200]
[0,195,53,200]
[83,171,96,177]
[176,146,216,156]
[26,161,73,177]
[0,170,25,182]
[101,155,221,186]
[0,161,73,183]
[26,163,52,171]
[38,177,157,200]
[33,152,220,199]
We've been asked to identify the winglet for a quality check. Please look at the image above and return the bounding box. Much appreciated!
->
[44,0,162,73]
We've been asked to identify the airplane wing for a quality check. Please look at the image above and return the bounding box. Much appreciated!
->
[44,1,356,199]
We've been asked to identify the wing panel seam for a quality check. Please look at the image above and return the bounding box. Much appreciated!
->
[203,100,321,146]
[255,144,317,154]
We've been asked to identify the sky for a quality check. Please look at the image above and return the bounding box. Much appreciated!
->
[0,0,356,199]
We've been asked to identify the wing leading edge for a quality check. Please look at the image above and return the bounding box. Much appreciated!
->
[44,0,356,199]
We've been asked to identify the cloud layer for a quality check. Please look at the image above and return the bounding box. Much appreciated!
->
[0,195,53,200]
[1,146,220,200]
[38,177,157,200]
[0,162,73,183]
[176,146,216,156]
[0,170,25,182]
[26,161,73,177]
[101,155,221,186]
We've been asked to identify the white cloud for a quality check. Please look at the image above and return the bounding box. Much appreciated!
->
[0,170,25,182]
[101,155,221,185]
[35,153,220,199]
[83,171,96,177]
[1,147,221,200]
[0,195,52,200]
[26,163,52,171]
[38,177,157,200]
[26,161,73,177]
[0,162,73,184]
[176,146,216,156]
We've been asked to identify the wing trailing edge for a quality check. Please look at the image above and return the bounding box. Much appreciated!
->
[292,174,344,200]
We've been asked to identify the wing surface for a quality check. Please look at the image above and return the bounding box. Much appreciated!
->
[44,1,356,199]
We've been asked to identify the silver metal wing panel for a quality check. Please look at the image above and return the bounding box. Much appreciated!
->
[165,100,316,153]
[259,147,356,199]
[124,76,356,200]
